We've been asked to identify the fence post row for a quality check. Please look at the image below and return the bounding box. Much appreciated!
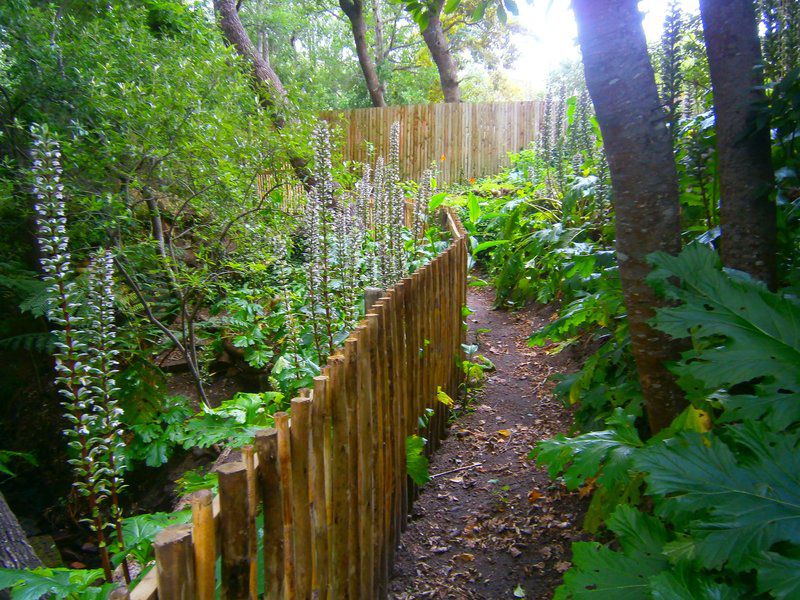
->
[129,208,468,600]
[320,101,544,185]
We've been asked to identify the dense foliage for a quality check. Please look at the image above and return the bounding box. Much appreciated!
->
[0,1,455,592]
[456,4,800,597]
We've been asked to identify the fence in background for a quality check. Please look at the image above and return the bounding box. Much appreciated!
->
[127,209,468,600]
[320,101,544,185]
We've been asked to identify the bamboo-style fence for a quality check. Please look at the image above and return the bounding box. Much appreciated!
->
[320,101,544,185]
[128,209,468,600]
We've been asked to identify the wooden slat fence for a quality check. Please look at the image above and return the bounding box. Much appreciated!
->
[128,208,468,600]
[320,101,544,185]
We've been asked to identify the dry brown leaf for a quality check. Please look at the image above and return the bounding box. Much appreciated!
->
[453,553,475,562]
[527,489,542,503]
[555,561,571,573]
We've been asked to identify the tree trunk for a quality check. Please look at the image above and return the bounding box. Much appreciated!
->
[420,0,460,103]
[0,492,41,570]
[213,0,286,108]
[340,0,387,107]
[573,0,686,433]
[700,0,777,288]
[212,0,313,187]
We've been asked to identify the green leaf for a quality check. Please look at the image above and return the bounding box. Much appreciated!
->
[436,387,454,407]
[429,191,447,211]
[405,435,430,486]
[513,584,526,597]
[565,95,577,128]
[496,3,507,24]
[467,193,482,223]
[648,244,800,429]
[443,0,460,14]
[648,562,743,599]
[473,239,510,254]
[470,1,488,21]
[144,439,170,467]
[607,504,669,557]
[558,541,665,599]
[557,506,669,599]
[532,409,643,490]
[755,552,800,599]
[0,567,113,600]
[636,425,800,570]
[121,510,192,550]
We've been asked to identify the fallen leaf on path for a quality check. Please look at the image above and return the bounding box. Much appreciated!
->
[453,553,475,562]
[527,489,542,503]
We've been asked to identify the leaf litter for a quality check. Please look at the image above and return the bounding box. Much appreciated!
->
[389,286,590,599]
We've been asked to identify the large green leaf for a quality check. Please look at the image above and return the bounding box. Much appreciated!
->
[556,507,668,599]
[405,435,430,486]
[648,562,743,599]
[755,552,800,599]
[532,409,642,490]
[0,567,115,600]
[636,426,800,570]
[647,244,800,428]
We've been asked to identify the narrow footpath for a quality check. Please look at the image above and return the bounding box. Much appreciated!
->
[389,286,588,599]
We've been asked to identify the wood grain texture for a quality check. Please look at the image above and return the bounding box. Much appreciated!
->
[320,101,544,184]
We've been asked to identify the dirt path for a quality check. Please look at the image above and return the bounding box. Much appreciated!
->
[389,286,588,599]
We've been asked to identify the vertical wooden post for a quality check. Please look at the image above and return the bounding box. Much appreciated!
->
[344,337,362,598]
[255,429,283,600]
[217,462,249,600]
[309,377,329,600]
[365,310,384,597]
[290,398,312,599]
[378,294,396,578]
[154,524,195,600]
[327,356,349,599]
[389,283,407,543]
[190,489,215,600]
[364,287,383,313]
[354,324,375,598]
[242,446,259,600]
[274,412,296,600]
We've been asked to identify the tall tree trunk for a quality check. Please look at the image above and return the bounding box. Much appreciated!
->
[420,0,460,103]
[0,492,41,570]
[213,0,313,186]
[573,0,686,433]
[700,0,777,288]
[340,0,387,107]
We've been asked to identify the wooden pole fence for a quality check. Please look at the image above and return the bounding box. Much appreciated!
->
[320,101,544,185]
[129,208,467,600]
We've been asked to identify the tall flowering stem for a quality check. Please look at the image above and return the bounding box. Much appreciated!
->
[414,168,433,251]
[305,122,338,359]
[85,250,130,583]
[31,127,126,582]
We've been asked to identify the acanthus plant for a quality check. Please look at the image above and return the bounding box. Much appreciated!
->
[299,120,440,365]
[31,127,129,583]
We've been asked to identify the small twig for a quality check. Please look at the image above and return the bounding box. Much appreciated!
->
[431,462,483,479]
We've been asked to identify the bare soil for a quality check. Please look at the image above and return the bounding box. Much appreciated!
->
[389,286,589,599]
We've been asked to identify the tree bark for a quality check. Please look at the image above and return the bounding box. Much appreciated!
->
[573,0,686,433]
[340,0,387,107]
[213,0,286,109]
[420,0,460,103]
[0,492,41,571]
[212,0,313,187]
[700,0,777,288]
